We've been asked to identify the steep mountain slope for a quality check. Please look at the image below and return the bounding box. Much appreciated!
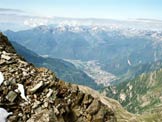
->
[5,26,162,77]
[117,60,162,83]
[10,41,100,90]
[0,33,149,122]
[104,67,162,115]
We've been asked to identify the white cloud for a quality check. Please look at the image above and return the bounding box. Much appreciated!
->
[0,8,25,13]
[24,18,49,27]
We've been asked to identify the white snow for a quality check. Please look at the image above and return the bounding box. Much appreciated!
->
[0,72,4,85]
[24,18,49,27]
[128,59,132,66]
[0,108,12,122]
[16,84,28,101]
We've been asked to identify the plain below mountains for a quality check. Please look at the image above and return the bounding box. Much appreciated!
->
[10,41,101,90]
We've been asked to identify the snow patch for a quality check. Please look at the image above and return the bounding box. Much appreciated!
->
[16,84,28,101]
[0,72,4,85]
[0,108,12,122]
[128,59,132,66]
[24,18,49,27]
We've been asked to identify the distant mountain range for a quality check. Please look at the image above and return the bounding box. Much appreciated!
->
[1,12,162,31]
[4,25,162,78]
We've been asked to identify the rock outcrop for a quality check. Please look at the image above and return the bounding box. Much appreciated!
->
[0,33,117,122]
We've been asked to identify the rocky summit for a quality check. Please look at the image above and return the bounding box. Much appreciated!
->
[0,33,117,122]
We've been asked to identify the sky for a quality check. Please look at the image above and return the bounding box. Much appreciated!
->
[0,0,162,20]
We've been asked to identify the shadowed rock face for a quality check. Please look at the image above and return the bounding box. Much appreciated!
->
[0,33,116,122]
[0,33,16,54]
